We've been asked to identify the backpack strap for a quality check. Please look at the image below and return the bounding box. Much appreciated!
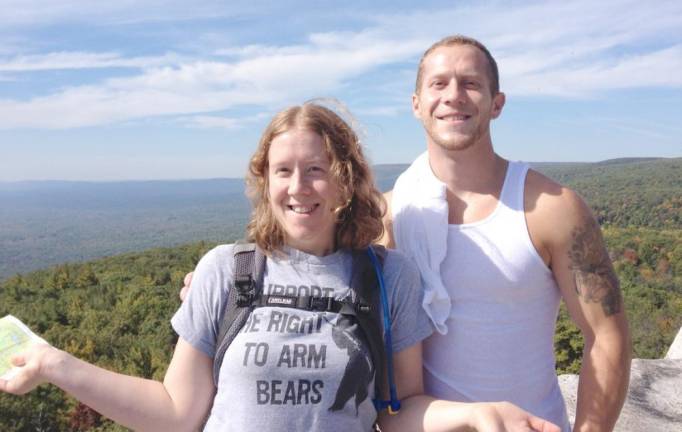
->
[347,245,400,414]
[212,243,265,386]
[365,245,401,414]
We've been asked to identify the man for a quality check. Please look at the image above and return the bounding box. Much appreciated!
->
[182,36,630,431]
[382,35,630,431]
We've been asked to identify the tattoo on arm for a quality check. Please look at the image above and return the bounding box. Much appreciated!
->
[567,216,622,316]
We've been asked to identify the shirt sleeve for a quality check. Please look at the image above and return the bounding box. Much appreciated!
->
[171,244,235,357]
[382,250,434,352]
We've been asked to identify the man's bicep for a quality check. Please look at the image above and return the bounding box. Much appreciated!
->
[550,201,625,333]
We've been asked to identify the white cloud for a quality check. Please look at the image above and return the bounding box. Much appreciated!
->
[0,0,262,27]
[184,115,241,129]
[354,105,408,117]
[506,45,682,97]
[183,112,269,129]
[367,0,682,95]
[0,0,680,129]
[558,115,679,141]
[0,33,427,129]
[0,52,181,72]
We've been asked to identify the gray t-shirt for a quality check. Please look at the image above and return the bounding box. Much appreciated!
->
[172,245,432,432]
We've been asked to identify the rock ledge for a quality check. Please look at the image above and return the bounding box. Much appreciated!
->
[559,327,682,431]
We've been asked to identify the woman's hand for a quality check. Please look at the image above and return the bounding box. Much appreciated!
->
[2,338,215,431]
[0,343,62,395]
[471,401,561,432]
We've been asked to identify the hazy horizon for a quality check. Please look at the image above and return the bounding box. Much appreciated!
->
[0,157,676,183]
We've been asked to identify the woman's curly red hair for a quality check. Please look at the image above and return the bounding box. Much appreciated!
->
[245,102,385,254]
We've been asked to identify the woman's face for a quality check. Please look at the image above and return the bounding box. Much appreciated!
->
[267,127,341,256]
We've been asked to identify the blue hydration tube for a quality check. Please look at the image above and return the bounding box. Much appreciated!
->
[366,247,401,414]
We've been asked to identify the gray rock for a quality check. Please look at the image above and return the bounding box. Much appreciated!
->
[559,358,682,431]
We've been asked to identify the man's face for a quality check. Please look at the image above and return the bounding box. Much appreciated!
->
[412,44,505,152]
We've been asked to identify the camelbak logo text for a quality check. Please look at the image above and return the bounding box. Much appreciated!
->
[267,296,295,306]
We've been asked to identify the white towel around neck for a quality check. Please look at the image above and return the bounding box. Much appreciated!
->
[391,151,450,334]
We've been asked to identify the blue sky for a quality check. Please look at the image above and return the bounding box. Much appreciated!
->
[1,0,680,181]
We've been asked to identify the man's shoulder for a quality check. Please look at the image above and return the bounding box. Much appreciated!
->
[525,167,563,196]
[524,168,595,246]
[525,168,587,213]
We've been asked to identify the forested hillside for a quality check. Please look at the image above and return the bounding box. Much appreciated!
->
[532,158,681,229]
[0,157,680,430]
[0,242,216,431]
[1,229,679,430]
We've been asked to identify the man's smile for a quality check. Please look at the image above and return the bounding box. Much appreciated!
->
[436,113,471,122]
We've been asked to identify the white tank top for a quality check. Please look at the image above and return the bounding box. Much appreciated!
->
[422,161,571,431]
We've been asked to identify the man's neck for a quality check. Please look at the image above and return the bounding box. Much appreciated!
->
[427,138,509,224]
[427,139,507,196]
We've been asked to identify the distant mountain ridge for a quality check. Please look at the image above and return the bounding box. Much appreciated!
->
[0,157,672,192]
[594,157,665,165]
[0,157,679,281]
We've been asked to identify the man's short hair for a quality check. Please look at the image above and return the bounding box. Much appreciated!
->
[415,35,500,96]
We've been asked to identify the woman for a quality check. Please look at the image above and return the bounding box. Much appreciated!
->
[0,102,558,432]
